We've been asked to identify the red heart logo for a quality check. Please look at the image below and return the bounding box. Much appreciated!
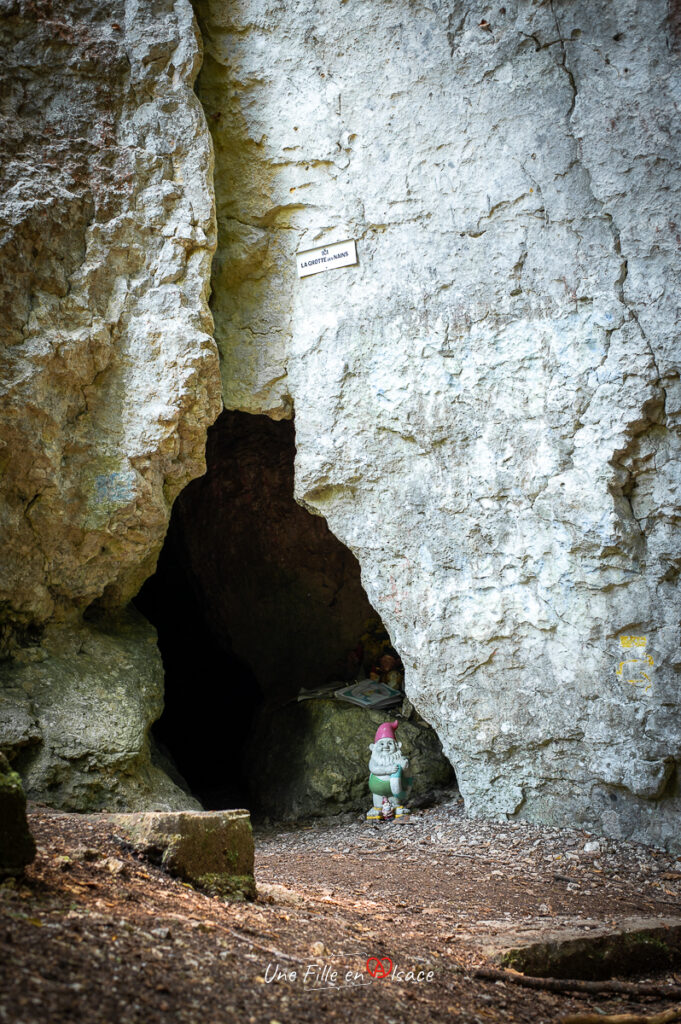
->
[366,955,393,979]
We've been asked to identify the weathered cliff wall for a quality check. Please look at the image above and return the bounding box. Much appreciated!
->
[0,0,221,807]
[195,0,681,848]
[0,0,220,630]
[1,0,679,842]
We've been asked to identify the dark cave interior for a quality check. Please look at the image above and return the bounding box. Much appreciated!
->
[135,410,398,812]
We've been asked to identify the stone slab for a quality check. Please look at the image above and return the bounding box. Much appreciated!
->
[474,916,681,979]
[110,810,255,900]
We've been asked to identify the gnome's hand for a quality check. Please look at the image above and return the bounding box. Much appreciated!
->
[390,766,402,795]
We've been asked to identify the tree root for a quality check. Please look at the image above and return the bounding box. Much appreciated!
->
[472,967,681,1000]
[228,926,303,963]
[561,1006,681,1024]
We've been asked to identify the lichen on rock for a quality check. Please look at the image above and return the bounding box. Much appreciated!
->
[0,608,199,811]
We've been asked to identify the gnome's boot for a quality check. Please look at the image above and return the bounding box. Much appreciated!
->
[366,806,381,821]
[394,805,411,821]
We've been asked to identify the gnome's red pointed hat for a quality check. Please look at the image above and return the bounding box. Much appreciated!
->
[374,720,399,742]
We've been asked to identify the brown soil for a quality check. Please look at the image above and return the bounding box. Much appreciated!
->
[1,798,680,1024]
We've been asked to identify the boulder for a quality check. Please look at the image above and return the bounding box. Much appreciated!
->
[0,609,199,812]
[247,699,454,820]
[0,753,36,878]
[111,810,255,899]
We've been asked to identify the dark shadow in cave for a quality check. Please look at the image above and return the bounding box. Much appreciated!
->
[135,409,395,812]
[134,543,260,811]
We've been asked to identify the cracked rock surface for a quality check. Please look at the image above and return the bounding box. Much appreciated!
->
[0,0,221,632]
[196,0,681,848]
[0,0,221,807]
[0,0,678,839]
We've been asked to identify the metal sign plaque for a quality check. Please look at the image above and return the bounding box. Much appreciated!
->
[296,239,357,278]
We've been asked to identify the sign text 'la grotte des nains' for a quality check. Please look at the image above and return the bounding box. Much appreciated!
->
[296,239,357,278]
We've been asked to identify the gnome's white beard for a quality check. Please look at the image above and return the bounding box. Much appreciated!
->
[369,750,407,776]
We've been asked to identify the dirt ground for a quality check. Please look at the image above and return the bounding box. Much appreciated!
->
[1,796,681,1024]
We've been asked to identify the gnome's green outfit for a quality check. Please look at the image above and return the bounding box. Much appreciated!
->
[368,770,412,802]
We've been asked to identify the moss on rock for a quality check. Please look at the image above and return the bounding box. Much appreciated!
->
[0,610,200,812]
[499,918,681,979]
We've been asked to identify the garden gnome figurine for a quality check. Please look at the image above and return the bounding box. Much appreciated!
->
[367,720,413,822]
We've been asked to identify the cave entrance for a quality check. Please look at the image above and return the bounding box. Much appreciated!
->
[135,409,433,817]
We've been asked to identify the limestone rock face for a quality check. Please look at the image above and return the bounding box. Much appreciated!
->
[0,609,200,811]
[196,0,681,849]
[0,0,221,810]
[0,0,221,635]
